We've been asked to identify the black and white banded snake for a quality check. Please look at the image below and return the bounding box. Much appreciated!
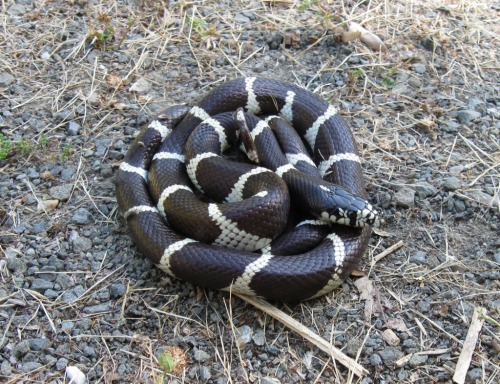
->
[115,77,378,301]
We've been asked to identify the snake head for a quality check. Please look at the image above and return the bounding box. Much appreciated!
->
[318,186,379,228]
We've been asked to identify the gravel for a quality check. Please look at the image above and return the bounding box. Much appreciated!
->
[1,0,498,383]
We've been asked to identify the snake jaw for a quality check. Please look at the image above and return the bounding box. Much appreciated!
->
[321,203,379,228]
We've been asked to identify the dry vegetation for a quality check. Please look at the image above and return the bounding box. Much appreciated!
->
[0,0,498,383]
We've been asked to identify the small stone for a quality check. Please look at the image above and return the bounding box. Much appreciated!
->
[40,51,51,61]
[443,177,461,191]
[110,283,126,298]
[417,300,431,313]
[12,340,30,358]
[253,62,266,73]
[236,325,253,347]
[30,278,54,293]
[7,4,26,16]
[198,366,211,381]
[129,78,150,93]
[49,184,73,201]
[414,182,437,197]
[67,121,81,136]
[412,63,426,73]
[193,348,210,362]
[370,353,382,366]
[409,354,428,367]
[83,303,109,313]
[378,347,403,366]
[466,368,483,382]
[38,199,59,212]
[28,338,50,351]
[464,190,497,208]
[252,330,266,346]
[381,329,400,346]
[260,377,281,384]
[410,251,428,265]
[234,13,251,23]
[0,72,15,86]
[421,35,439,51]
[62,285,86,303]
[394,187,415,208]
[71,208,91,225]
[457,109,482,124]
[56,357,69,371]
[19,362,42,372]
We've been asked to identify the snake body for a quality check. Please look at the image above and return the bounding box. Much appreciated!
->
[115,77,377,301]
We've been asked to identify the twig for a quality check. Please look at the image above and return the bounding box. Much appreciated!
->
[453,307,487,384]
[233,293,369,377]
[372,240,404,264]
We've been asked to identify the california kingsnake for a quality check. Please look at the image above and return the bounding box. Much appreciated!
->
[115,77,378,301]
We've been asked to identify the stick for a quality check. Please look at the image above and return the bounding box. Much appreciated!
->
[453,307,486,384]
[234,293,369,377]
[372,240,404,264]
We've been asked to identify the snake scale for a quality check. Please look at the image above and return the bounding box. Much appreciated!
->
[115,77,378,301]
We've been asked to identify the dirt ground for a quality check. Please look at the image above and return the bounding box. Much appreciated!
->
[0,0,499,383]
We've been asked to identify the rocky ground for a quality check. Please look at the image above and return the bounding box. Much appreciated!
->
[0,0,499,383]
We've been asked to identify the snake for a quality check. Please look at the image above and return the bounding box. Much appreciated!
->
[115,77,378,301]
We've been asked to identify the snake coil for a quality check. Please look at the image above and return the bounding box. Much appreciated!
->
[116,77,378,301]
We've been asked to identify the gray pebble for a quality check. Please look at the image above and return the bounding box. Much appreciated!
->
[32,220,50,234]
[71,208,92,225]
[1,361,13,376]
[260,377,281,384]
[378,347,403,366]
[370,353,382,366]
[253,62,266,73]
[110,283,126,298]
[72,236,93,253]
[30,278,54,293]
[49,184,73,201]
[443,177,460,191]
[28,338,50,351]
[467,368,483,382]
[394,187,415,208]
[66,121,81,136]
[198,366,211,381]
[454,199,466,212]
[7,4,26,16]
[252,330,266,346]
[54,110,75,123]
[258,353,268,361]
[236,325,253,345]
[56,358,69,371]
[19,362,42,372]
[61,166,76,181]
[234,13,251,23]
[421,35,438,51]
[417,300,431,313]
[414,182,437,197]
[27,168,40,179]
[0,72,15,86]
[62,285,85,303]
[100,164,113,178]
[409,354,428,367]
[410,251,428,265]
[83,303,109,313]
[193,348,210,362]
[6,256,26,273]
[464,190,497,207]
[457,109,481,124]
[12,340,30,358]
[412,63,427,74]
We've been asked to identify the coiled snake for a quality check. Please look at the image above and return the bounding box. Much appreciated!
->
[115,77,378,301]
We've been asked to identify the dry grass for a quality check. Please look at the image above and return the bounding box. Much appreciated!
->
[0,0,499,383]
